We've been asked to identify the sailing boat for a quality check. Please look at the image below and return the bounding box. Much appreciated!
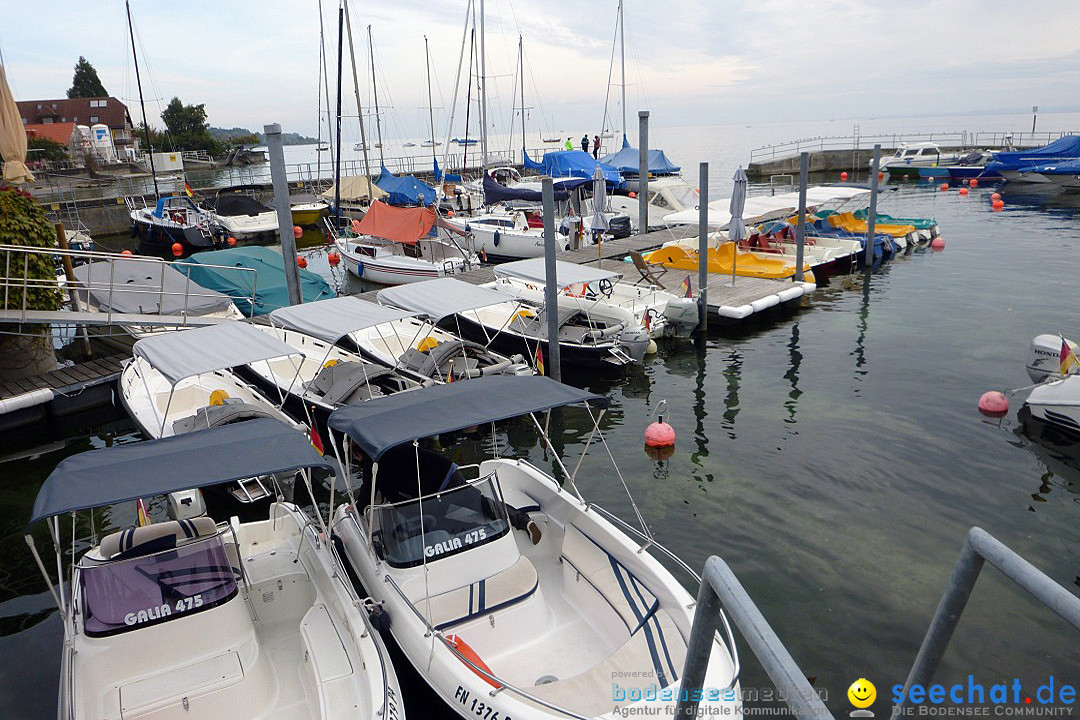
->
[124,1,222,259]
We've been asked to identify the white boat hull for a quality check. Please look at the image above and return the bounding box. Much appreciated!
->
[1025,376,1080,433]
[334,236,472,286]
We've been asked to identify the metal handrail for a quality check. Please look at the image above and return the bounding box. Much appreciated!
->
[381,573,591,720]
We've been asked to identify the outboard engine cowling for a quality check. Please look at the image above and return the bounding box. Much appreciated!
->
[662,298,700,338]
[618,325,651,363]
[1026,334,1078,383]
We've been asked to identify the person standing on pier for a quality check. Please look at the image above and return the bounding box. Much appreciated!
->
[581,134,590,153]
[592,134,601,159]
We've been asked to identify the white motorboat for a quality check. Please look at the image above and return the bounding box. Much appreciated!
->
[380,278,646,368]
[488,258,700,339]
[876,142,946,173]
[202,189,280,242]
[327,376,741,720]
[120,322,308,440]
[1022,334,1080,433]
[25,418,403,720]
[66,256,246,347]
[329,202,476,285]
[273,296,532,383]
[445,207,575,261]
[608,176,700,231]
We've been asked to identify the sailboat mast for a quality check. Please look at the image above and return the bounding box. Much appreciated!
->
[479,0,488,168]
[334,3,344,222]
[320,0,335,171]
[367,24,384,166]
[126,0,158,199]
[342,0,372,181]
[619,0,627,146]
[425,36,437,173]
[519,35,526,157]
[315,0,326,183]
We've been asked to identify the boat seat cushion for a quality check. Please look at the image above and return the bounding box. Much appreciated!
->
[99,517,218,560]
[307,361,393,405]
[416,555,538,631]
[560,524,663,638]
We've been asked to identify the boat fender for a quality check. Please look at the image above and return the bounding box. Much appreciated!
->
[369,603,391,632]
[493,230,500,247]
[355,259,363,277]
[129,223,138,239]
[446,634,501,688]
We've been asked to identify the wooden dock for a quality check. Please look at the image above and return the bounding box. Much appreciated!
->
[452,224,810,321]
[0,354,126,433]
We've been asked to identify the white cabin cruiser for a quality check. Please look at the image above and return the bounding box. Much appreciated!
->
[272,296,531,384]
[1022,334,1080,433]
[488,258,699,339]
[120,322,307,440]
[446,207,571,262]
[608,176,700,231]
[202,190,279,242]
[327,376,741,720]
[329,202,476,285]
[25,419,403,720]
[379,278,645,368]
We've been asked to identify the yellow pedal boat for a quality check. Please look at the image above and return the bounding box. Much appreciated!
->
[825,212,916,239]
[642,242,815,283]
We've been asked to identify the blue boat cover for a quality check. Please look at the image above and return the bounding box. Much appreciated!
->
[1029,160,1080,174]
[375,164,436,206]
[989,135,1080,170]
[599,137,681,175]
[28,419,334,527]
[534,150,622,184]
[327,375,609,461]
[175,246,334,316]
[434,158,462,183]
[523,150,545,172]
[482,174,573,205]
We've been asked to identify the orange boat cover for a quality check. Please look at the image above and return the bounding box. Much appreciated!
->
[356,201,463,244]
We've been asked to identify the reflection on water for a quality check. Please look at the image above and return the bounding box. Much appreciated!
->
[784,323,802,424]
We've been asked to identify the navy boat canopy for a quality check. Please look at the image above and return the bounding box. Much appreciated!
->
[327,375,609,461]
[990,135,1080,170]
[375,164,436,206]
[600,136,682,175]
[28,419,334,527]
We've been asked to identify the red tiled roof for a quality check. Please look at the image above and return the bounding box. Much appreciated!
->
[16,97,131,130]
[24,122,77,146]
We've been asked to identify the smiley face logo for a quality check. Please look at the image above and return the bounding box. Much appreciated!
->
[848,678,877,709]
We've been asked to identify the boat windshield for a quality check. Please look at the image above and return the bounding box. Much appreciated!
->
[371,473,510,568]
[667,185,699,211]
[79,535,237,638]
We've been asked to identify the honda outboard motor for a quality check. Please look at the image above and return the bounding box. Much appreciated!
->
[618,325,651,363]
[1026,334,1078,383]
[662,298,700,338]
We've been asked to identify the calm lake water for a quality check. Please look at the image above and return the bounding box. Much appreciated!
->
[3,112,1080,717]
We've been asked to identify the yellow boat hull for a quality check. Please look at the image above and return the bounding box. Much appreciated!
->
[827,212,914,238]
[642,243,814,283]
[291,204,328,226]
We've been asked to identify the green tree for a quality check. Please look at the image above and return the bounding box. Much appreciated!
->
[26,137,68,163]
[160,97,221,155]
[66,56,108,99]
[0,186,64,379]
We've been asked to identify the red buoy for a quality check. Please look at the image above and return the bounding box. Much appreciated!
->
[171,242,183,257]
[645,400,676,448]
[327,252,341,267]
[991,192,1001,201]
[226,236,237,246]
[970,178,979,188]
[840,171,849,181]
[120,249,133,256]
[293,225,303,239]
[959,188,969,196]
[931,237,945,250]
[992,199,1005,209]
[978,391,1009,417]
[297,256,308,269]
[939,183,949,191]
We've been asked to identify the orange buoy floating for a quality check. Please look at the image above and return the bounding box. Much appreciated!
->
[293,225,303,239]
[970,178,979,188]
[645,399,676,449]
[171,242,183,257]
[446,634,501,688]
[992,199,1005,209]
[327,252,341,267]
[959,188,969,196]
[931,237,945,251]
[297,256,308,269]
[226,236,237,246]
[991,192,1001,201]
[939,183,949,191]
[977,391,1009,417]
[840,171,849,181]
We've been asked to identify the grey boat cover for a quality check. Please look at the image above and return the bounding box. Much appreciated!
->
[492,258,623,288]
[133,322,301,385]
[307,361,398,405]
[269,296,416,344]
[327,375,607,460]
[73,259,235,316]
[28,419,332,527]
[378,277,517,319]
[171,400,277,435]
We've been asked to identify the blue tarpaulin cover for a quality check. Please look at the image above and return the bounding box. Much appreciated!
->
[175,246,334,317]
[28,419,333,526]
[434,158,462,183]
[988,135,1080,171]
[327,375,609,460]
[375,164,437,205]
[533,150,622,184]
[599,137,681,175]
[523,151,545,172]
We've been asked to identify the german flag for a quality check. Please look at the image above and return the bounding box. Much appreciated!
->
[535,344,545,376]
[183,181,195,198]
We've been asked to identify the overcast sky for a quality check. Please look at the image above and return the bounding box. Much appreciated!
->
[2,0,1078,141]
